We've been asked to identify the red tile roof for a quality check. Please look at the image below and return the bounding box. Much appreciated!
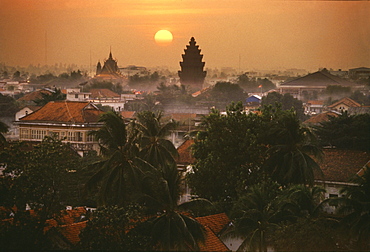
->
[315,149,370,183]
[176,139,195,164]
[169,113,197,123]
[303,111,339,125]
[19,101,103,123]
[306,100,324,105]
[17,89,52,102]
[196,213,231,251]
[58,221,87,245]
[121,110,136,119]
[199,226,230,251]
[328,97,361,109]
[196,213,231,235]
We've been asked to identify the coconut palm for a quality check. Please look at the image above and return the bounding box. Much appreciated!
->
[229,181,290,252]
[134,111,179,169]
[86,111,151,206]
[263,111,323,186]
[279,184,326,217]
[134,162,209,251]
[336,166,370,249]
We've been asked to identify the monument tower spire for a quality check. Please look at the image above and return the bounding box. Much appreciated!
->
[178,37,207,91]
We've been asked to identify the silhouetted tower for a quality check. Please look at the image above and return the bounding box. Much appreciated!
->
[178,37,207,91]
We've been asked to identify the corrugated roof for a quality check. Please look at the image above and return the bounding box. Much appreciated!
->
[19,101,103,123]
[281,71,354,87]
[315,149,370,183]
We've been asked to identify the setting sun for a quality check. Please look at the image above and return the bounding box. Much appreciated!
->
[154,30,173,46]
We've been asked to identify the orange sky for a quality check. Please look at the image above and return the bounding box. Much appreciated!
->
[0,0,369,72]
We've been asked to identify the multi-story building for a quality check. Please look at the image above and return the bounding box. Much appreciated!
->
[279,70,359,100]
[16,101,104,156]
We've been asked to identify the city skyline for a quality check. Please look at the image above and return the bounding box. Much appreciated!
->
[0,0,369,72]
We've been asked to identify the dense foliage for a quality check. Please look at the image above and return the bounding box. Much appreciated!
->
[188,103,322,204]
[314,112,370,151]
[261,92,305,120]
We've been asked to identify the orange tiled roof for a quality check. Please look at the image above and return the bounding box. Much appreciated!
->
[328,97,361,109]
[303,111,339,125]
[58,221,87,245]
[90,89,120,99]
[196,213,231,235]
[170,113,197,122]
[17,89,52,102]
[315,149,370,183]
[199,226,230,251]
[19,101,103,123]
[176,139,195,164]
[121,110,136,119]
[306,100,324,105]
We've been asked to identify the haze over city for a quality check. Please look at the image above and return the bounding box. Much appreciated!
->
[0,0,369,72]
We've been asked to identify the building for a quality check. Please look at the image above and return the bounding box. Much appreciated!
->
[314,149,370,214]
[304,100,324,115]
[66,88,137,112]
[95,51,124,82]
[279,70,358,100]
[348,67,370,79]
[327,97,361,112]
[178,37,207,92]
[16,101,104,156]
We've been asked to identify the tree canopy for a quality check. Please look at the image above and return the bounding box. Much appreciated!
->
[314,112,370,151]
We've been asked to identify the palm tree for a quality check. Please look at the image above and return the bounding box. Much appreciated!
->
[229,181,289,252]
[134,162,209,251]
[134,111,178,169]
[263,111,323,186]
[279,184,326,217]
[86,111,150,206]
[0,120,8,144]
[336,166,370,250]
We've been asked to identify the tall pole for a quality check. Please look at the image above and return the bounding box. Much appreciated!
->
[45,31,47,66]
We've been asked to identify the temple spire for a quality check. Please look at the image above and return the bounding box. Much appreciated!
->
[178,37,207,91]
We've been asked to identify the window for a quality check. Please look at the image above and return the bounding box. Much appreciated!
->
[86,133,95,142]
[67,131,83,141]
[31,130,46,140]
[20,129,30,139]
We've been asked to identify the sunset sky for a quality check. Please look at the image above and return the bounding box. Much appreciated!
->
[0,0,369,72]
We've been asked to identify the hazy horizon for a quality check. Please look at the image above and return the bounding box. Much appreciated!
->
[1,0,369,72]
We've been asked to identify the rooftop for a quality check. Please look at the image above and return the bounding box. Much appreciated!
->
[19,101,103,124]
[315,149,370,183]
[328,97,362,109]
[281,71,354,87]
